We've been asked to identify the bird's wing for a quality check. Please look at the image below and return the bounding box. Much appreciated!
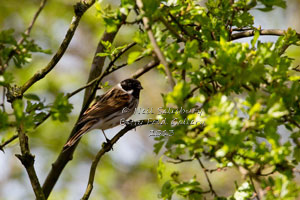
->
[63,88,131,150]
[77,88,131,125]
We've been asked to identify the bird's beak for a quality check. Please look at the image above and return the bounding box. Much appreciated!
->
[139,85,143,90]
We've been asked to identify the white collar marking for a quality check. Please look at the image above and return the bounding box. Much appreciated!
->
[117,83,134,94]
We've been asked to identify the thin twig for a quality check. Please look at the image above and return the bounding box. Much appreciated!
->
[81,120,149,200]
[167,157,194,164]
[196,156,218,197]
[19,0,48,44]
[0,134,18,152]
[231,29,300,40]
[250,176,260,200]
[131,59,159,79]
[136,0,175,89]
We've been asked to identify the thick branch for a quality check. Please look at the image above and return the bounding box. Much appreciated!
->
[81,120,149,200]
[231,29,300,40]
[136,0,175,89]
[21,1,96,94]
[16,123,45,200]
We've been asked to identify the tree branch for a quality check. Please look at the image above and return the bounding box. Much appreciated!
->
[81,120,149,200]
[0,134,18,152]
[131,59,159,79]
[195,156,218,197]
[231,29,300,40]
[21,1,96,94]
[136,0,175,89]
[249,176,260,200]
[19,0,48,44]
[15,122,45,200]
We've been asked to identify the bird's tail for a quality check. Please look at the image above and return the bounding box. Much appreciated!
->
[63,120,95,151]
[63,130,85,151]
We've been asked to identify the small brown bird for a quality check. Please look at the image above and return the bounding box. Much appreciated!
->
[63,79,143,150]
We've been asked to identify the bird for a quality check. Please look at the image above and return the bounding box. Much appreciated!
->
[63,78,143,150]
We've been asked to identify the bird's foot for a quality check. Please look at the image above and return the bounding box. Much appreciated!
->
[103,138,114,151]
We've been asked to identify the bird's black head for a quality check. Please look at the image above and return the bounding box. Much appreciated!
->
[120,78,143,99]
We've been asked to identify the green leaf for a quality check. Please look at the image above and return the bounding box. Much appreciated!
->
[50,94,73,122]
[293,148,300,162]
[0,72,14,86]
[97,52,110,57]
[0,110,9,130]
[127,51,141,64]
[157,157,166,179]
[251,30,260,47]
[154,140,165,154]
[13,100,24,122]
[160,181,174,200]
[24,93,40,101]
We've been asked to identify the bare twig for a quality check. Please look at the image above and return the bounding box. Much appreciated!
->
[0,134,18,152]
[292,65,300,72]
[250,176,260,200]
[136,0,175,89]
[19,0,48,44]
[131,59,159,79]
[81,120,149,200]
[231,29,300,40]
[167,157,194,164]
[196,156,218,197]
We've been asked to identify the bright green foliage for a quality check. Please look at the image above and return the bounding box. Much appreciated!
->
[120,0,300,199]
[0,110,9,130]
[0,29,51,68]
[159,174,203,200]
[50,93,73,122]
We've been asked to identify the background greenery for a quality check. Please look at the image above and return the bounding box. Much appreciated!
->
[1,0,300,199]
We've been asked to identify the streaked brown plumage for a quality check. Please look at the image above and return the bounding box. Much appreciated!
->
[63,79,142,150]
